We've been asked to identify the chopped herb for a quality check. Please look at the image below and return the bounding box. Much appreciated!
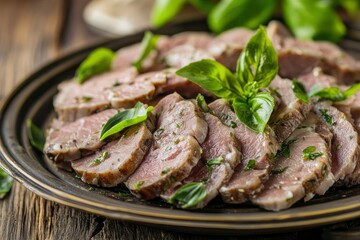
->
[112,82,121,87]
[0,167,13,199]
[179,108,185,116]
[229,121,237,128]
[165,146,172,151]
[154,128,164,137]
[176,123,181,128]
[309,83,360,102]
[81,96,92,102]
[319,109,333,125]
[322,163,328,176]
[168,182,206,208]
[277,139,296,158]
[206,156,224,171]
[161,167,171,176]
[174,138,180,144]
[271,166,288,175]
[170,176,177,183]
[220,113,229,121]
[134,181,144,190]
[100,102,153,141]
[74,175,81,179]
[303,146,323,161]
[132,31,160,72]
[336,144,341,150]
[350,135,354,140]
[244,159,256,171]
[196,94,214,114]
[89,151,109,166]
[26,119,45,152]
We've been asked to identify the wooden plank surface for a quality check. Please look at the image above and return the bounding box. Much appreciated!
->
[0,0,357,239]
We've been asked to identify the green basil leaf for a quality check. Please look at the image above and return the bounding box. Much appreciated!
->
[232,92,275,133]
[0,167,13,199]
[208,0,276,33]
[236,26,278,94]
[283,0,346,42]
[340,0,360,15]
[75,48,115,84]
[132,31,160,72]
[188,0,216,13]
[310,83,360,102]
[176,59,245,100]
[292,80,309,104]
[26,119,45,152]
[168,182,206,208]
[196,93,214,114]
[100,102,153,141]
[151,0,186,28]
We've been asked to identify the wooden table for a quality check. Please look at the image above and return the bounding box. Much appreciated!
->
[1,0,359,239]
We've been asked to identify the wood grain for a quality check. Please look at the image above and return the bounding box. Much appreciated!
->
[0,0,356,239]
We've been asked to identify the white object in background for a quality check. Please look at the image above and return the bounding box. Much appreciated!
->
[83,0,204,36]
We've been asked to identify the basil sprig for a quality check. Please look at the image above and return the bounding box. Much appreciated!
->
[0,167,13,199]
[26,119,45,152]
[177,26,278,133]
[132,31,160,72]
[309,83,360,102]
[168,182,206,208]
[75,48,115,84]
[292,80,310,104]
[100,102,153,141]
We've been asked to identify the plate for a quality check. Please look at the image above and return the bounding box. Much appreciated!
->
[1,20,360,235]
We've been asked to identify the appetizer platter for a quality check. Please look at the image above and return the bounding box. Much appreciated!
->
[2,20,360,234]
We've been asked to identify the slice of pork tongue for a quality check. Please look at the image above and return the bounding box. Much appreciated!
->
[161,112,241,208]
[207,28,254,72]
[71,120,154,187]
[268,21,360,84]
[125,93,208,199]
[269,76,312,144]
[44,109,117,165]
[313,101,360,184]
[209,99,279,204]
[252,114,332,211]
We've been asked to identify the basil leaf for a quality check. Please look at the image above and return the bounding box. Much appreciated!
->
[340,0,360,15]
[100,102,153,141]
[208,0,276,33]
[75,48,115,84]
[168,182,206,208]
[26,119,45,152]
[188,0,216,13]
[292,80,309,104]
[236,26,278,94]
[132,31,160,72]
[196,94,214,114]
[176,59,244,100]
[232,92,275,133]
[0,167,13,199]
[283,0,346,42]
[151,0,186,28]
[310,83,360,102]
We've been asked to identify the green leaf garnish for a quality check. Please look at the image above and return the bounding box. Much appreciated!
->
[0,167,13,199]
[196,94,214,114]
[277,139,296,158]
[244,159,256,171]
[206,156,224,171]
[283,0,346,42]
[75,48,115,84]
[310,83,360,102]
[233,92,275,133]
[292,80,309,104]
[303,146,323,161]
[319,109,333,125]
[168,182,206,208]
[132,31,160,72]
[271,166,288,175]
[134,180,145,190]
[26,119,45,152]
[208,0,276,33]
[151,0,186,28]
[177,26,278,133]
[100,102,153,141]
[89,151,109,166]
[188,0,216,13]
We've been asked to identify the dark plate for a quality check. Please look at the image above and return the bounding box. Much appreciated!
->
[2,20,360,235]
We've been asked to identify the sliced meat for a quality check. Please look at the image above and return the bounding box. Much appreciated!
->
[252,117,332,211]
[268,21,360,83]
[125,93,208,199]
[44,109,117,164]
[54,68,137,122]
[314,101,360,184]
[209,99,279,204]
[269,76,312,143]
[161,112,241,208]
[71,121,153,187]
[208,28,254,71]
